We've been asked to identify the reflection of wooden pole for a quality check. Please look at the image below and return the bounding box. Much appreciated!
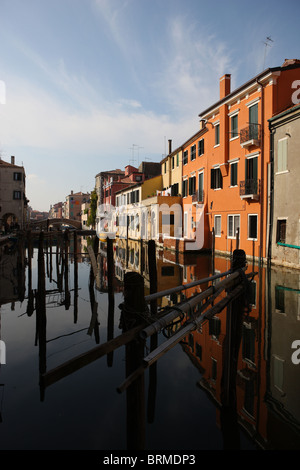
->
[64,230,70,310]
[147,240,157,424]
[211,228,215,275]
[26,230,34,316]
[73,231,78,324]
[220,249,246,450]
[37,232,47,401]
[107,237,114,367]
[121,271,145,450]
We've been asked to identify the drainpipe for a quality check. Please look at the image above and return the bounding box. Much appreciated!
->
[267,120,275,266]
[256,78,265,265]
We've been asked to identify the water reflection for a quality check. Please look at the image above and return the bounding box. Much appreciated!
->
[0,231,299,450]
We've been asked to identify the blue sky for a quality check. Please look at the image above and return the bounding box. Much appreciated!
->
[0,0,299,211]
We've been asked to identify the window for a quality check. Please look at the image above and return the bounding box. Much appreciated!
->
[249,103,259,139]
[182,179,188,197]
[183,150,188,165]
[277,138,288,172]
[171,156,174,169]
[228,214,240,238]
[188,176,196,195]
[171,183,179,196]
[13,172,22,181]
[276,219,286,244]
[198,139,204,156]
[209,317,221,337]
[164,162,167,174]
[275,285,285,313]
[215,123,220,146]
[214,215,221,237]
[242,325,255,364]
[230,162,238,186]
[176,153,179,167]
[211,358,217,381]
[248,214,258,240]
[230,114,238,138]
[13,191,21,199]
[191,145,196,161]
[211,168,223,189]
[198,172,204,202]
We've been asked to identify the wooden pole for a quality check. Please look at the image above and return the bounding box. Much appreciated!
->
[73,231,78,324]
[121,271,146,450]
[147,239,157,424]
[220,248,247,450]
[107,236,115,367]
[64,230,70,310]
[37,231,47,401]
[211,227,215,275]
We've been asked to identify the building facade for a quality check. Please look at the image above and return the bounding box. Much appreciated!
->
[268,103,300,268]
[185,59,300,262]
[0,156,28,231]
[64,190,89,222]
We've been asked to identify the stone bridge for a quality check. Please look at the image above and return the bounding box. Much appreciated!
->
[29,218,82,230]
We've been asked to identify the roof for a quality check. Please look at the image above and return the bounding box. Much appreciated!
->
[0,159,24,169]
[199,60,300,118]
[269,103,300,123]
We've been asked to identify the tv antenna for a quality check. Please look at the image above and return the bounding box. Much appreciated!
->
[262,36,274,69]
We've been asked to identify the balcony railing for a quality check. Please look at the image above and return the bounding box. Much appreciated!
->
[240,123,261,148]
[192,189,205,203]
[240,179,260,200]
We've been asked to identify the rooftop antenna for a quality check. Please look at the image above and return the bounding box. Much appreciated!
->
[262,36,274,70]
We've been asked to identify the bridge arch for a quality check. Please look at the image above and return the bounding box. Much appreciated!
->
[29,218,82,230]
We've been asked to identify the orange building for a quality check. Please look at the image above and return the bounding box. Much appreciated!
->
[183,59,300,262]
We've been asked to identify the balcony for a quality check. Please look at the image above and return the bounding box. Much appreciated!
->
[240,123,261,148]
[240,179,260,200]
[192,189,205,203]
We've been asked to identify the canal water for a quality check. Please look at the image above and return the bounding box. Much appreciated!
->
[0,233,299,451]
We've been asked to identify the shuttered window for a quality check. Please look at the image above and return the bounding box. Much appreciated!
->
[277,138,288,172]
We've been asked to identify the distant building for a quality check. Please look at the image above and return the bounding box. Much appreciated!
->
[49,202,63,219]
[64,190,90,222]
[0,155,28,231]
[268,103,300,268]
[81,199,90,230]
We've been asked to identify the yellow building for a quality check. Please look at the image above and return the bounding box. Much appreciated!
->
[160,140,183,197]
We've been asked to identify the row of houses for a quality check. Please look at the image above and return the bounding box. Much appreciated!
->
[95,58,300,269]
[0,155,29,232]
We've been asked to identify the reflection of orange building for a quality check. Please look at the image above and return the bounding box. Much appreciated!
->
[181,255,268,447]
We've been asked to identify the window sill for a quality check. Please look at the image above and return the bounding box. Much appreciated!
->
[230,185,238,188]
[275,170,289,175]
[230,136,239,141]
[214,144,220,148]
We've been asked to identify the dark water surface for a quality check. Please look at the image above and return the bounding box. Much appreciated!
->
[0,234,299,451]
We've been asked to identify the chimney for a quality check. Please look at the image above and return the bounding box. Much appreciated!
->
[11,156,15,165]
[220,74,231,99]
[71,190,73,195]
[168,139,172,154]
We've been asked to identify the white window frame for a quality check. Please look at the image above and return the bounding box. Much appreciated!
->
[248,213,258,241]
[227,214,240,239]
[214,215,222,237]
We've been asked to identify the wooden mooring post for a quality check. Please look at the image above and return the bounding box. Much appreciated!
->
[220,248,247,450]
[147,239,157,424]
[120,271,146,450]
[107,236,115,367]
